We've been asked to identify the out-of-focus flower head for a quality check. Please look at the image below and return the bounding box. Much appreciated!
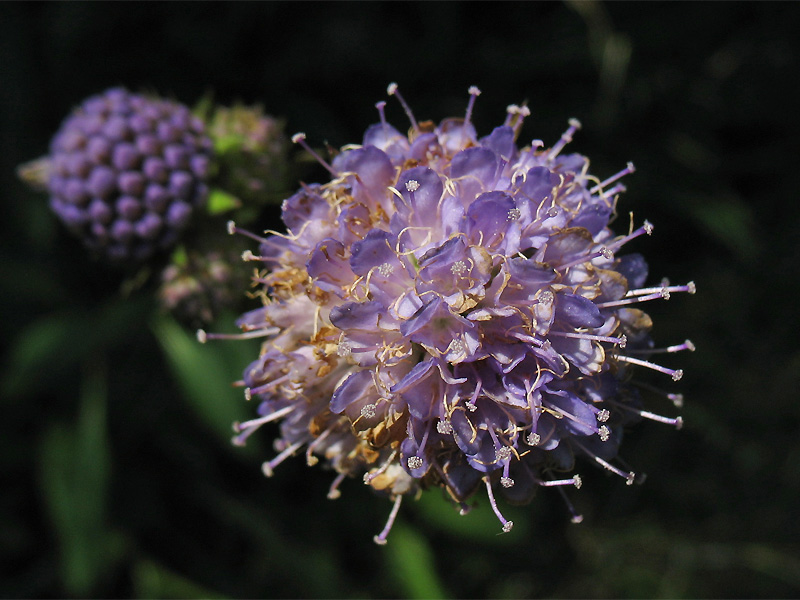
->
[159,241,252,329]
[38,87,213,262]
[203,84,695,543]
[207,104,289,209]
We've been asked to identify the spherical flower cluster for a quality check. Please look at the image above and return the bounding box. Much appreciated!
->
[206,85,695,543]
[47,88,212,261]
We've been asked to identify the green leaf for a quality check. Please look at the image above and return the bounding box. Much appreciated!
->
[206,187,242,215]
[686,194,760,264]
[132,559,228,599]
[38,358,123,596]
[384,521,449,599]
[151,314,255,448]
[2,296,151,398]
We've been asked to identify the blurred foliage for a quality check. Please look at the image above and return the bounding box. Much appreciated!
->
[2,1,799,598]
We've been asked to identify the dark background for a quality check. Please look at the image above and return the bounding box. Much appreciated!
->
[2,2,799,598]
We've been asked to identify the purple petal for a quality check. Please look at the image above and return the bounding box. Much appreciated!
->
[557,293,604,328]
[329,301,384,331]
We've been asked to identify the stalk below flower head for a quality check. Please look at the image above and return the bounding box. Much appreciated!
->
[202,84,695,543]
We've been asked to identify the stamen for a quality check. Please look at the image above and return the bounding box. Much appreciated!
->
[437,420,453,434]
[610,401,684,429]
[291,132,337,176]
[364,450,398,485]
[507,208,521,221]
[624,282,696,298]
[527,432,541,446]
[407,455,423,469]
[464,86,481,126]
[484,478,514,533]
[556,483,584,524]
[597,408,610,422]
[573,440,637,484]
[245,372,292,399]
[548,118,582,161]
[496,446,512,461]
[590,162,635,194]
[450,260,468,276]
[261,440,304,477]
[631,381,685,408]
[512,106,531,136]
[500,458,514,487]
[606,220,654,252]
[327,472,347,500]
[386,83,419,132]
[305,427,334,466]
[504,105,519,127]
[597,281,695,308]
[538,474,583,489]
[234,404,295,434]
[548,331,627,347]
[377,262,394,277]
[226,220,269,244]
[555,247,613,272]
[627,339,696,355]
[598,425,611,441]
[405,179,420,192]
[373,494,404,545]
[601,183,627,198]
[196,327,279,344]
[668,393,685,408]
[361,404,377,419]
[375,100,389,136]
[337,340,352,357]
[615,355,684,381]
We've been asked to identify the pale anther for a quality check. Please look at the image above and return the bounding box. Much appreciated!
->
[500,476,514,488]
[291,132,306,144]
[437,420,453,434]
[361,404,377,418]
[407,456,423,469]
[573,474,583,489]
[226,220,236,235]
[451,260,467,276]
[405,179,420,192]
[196,329,207,344]
[598,425,611,442]
[507,208,521,221]
[527,432,541,446]
[378,262,394,277]
[496,446,512,461]
[671,369,684,382]
[597,408,610,422]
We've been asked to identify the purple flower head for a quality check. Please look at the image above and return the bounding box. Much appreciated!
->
[207,84,696,543]
[46,88,212,262]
